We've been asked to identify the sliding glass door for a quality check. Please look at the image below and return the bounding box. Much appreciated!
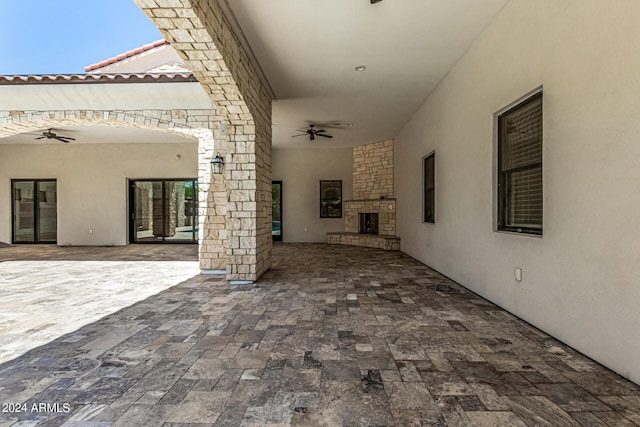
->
[130,179,198,243]
[272,181,282,241]
[12,179,57,243]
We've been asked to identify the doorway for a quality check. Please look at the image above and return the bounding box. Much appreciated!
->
[129,179,198,243]
[12,179,57,244]
[272,181,282,241]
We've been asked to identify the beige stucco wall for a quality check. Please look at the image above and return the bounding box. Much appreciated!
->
[395,0,640,384]
[1,82,215,111]
[272,148,352,243]
[0,141,197,246]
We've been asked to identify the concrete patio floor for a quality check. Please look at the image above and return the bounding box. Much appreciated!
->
[0,243,639,426]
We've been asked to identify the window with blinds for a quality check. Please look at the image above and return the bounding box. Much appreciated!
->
[423,152,435,223]
[497,92,542,235]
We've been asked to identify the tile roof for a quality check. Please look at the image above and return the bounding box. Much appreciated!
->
[84,39,169,72]
[0,73,197,85]
[0,40,195,86]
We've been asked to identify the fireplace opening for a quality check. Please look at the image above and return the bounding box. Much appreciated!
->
[358,213,379,235]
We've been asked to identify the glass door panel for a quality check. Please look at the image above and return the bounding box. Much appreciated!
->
[13,181,35,243]
[170,180,198,241]
[133,181,163,242]
[272,181,282,241]
[12,180,57,243]
[131,179,197,243]
[38,181,57,242]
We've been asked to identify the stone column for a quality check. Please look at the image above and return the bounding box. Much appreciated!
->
[197,127,227,271]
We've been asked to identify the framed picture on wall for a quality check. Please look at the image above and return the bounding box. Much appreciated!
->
[320,180,342,218]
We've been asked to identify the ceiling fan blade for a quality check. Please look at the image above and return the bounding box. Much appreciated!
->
[315,129,327,133]
[291,134,307,137]
[55,136,74,143]
[34,136,46,140]
[317,133,333,138]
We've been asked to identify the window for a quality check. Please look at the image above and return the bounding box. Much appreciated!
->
[320,180,342,218]
[497,91,543,235]
[423,152,435,223]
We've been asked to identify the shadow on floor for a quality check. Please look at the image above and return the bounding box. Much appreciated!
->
[0,243,638,426]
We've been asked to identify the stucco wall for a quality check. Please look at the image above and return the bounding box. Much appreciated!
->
[0,142,197,246]
[272,148,352,243]
[395,0,640,384]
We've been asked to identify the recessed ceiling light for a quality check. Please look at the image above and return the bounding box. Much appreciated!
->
[346,123,354,127]
[354,65,366,72]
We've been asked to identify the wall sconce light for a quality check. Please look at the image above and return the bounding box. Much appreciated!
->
[211,152,224,175]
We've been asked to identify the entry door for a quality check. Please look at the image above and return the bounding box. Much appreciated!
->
[272,181,282,241]
[129,179,198,243]
[12,179,57,243]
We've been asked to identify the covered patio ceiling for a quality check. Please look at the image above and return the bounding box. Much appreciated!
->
[225,0,508,149]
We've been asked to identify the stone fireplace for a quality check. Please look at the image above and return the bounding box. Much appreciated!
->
[327,140,400,250]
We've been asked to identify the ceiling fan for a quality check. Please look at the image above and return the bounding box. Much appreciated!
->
[292,124,333,141]
[35,128,75,143]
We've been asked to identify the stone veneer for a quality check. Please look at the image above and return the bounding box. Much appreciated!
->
[134,0,274,281]
[353,139,394,200]
[329,139,400,250]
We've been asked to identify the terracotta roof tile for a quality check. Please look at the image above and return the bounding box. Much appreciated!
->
[84,39,169,72]
[0,73,197,85]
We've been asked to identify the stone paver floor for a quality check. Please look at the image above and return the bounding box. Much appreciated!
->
[0,243,639,426]
[0,245,199,363]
